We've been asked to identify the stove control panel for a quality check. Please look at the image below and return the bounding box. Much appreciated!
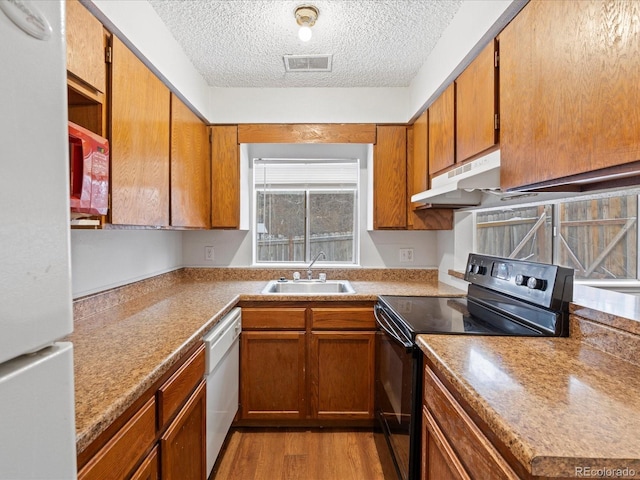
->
[464,254,573,310]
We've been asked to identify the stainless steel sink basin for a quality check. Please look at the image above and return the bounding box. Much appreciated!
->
[261,279,356,295]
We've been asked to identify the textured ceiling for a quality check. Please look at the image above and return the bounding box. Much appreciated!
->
[148,0,464,88]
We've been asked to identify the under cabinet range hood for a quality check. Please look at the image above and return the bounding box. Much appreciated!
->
[412,150,501,207]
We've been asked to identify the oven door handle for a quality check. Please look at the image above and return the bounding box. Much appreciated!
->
[374,304,413,351]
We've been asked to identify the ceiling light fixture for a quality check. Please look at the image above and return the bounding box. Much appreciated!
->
[295,5,318,42]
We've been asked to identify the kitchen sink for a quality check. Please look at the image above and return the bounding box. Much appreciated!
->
[261,279,356,295]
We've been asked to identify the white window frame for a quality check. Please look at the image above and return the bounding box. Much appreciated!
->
[251,158,360,267]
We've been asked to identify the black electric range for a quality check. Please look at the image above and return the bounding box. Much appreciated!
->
[373,254,574,480]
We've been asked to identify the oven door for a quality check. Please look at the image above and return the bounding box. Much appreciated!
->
[374,304,422,480]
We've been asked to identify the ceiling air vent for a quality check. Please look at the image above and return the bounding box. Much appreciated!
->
[283,54,333,72]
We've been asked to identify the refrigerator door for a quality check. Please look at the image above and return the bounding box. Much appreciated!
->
[0,342,76,479]
[0,0,73,363]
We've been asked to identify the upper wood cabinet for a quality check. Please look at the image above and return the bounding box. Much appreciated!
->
[500,0,640,191]
[411,111,429,204]
[455,40,498,163]
[66,0,107,138]
[211,125,240,229]
[407,115,454,231]
[170,94,211,229]
[110,36,170,227]
[373,125,407,229]
[428,83,456,177]
[66,0,106,94]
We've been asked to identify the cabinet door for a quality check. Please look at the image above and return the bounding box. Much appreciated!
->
[422,406,470,480]
[170,94,210,228]
[110,36,170,226]
[428,83,455,176]
[500,0,640,190]
[240,331,306,420]
[411,111,429,203]
[66,0,106,94]
[309,331,375,420]
[130,446,158,480]
[160,381,206,480]
[211,125,240,228]
[456,40,498,163]
[374,125,407,229]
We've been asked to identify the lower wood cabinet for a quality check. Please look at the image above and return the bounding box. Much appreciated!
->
[160,381,206,480]
[78,398,156,480]
[238,302,376,425]
[422,406,470,480]
[309,331,375,420]
[130,446,159,480]
[77,344,206,480]
[422,361,518,480]
[240,331,306,420]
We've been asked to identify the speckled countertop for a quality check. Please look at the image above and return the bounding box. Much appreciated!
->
[417,334,640,477]
[67,268,464,454]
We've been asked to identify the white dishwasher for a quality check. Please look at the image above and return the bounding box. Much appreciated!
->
[203,307,241,477]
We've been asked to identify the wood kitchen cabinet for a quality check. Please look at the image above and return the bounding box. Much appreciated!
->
[77,344,205,480]
[410,111,429,206]
[78,398,156,480]
[130,446,159,480]
[309,307,375,420]
[241,330,307,420]
[422,360,519,480]
[110,36,170,227]
[170,94,211,228]
[428,83,455,177]
[240,307,307,420]
[373,125,407,229]
[66,0,106,95]
[238,303,376,425]
[66,0,107,137]
[407,114,454,230]
[211,125,240,228]
[455,40,498,163]
[160,381,206,480]
[500,0,640,191]
[422,405,469,480]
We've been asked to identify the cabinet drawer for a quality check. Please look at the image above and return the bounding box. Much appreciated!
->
[158,344,205,427]
[78,398,156,480]
[242,307,306,330]
[424,366,518,480]
[310,307,375,330]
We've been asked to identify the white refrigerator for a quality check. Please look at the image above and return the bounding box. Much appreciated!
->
[0,0,77,478]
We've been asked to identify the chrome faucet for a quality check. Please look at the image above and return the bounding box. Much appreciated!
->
[307,251,326,280]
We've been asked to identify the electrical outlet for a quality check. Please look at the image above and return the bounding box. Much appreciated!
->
[205,246,214,261]
[399,248,414,263]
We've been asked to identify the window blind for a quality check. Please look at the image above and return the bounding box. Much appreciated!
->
[254,159,359,188]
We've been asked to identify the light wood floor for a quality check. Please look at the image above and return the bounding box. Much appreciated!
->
[210,428,386,480]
